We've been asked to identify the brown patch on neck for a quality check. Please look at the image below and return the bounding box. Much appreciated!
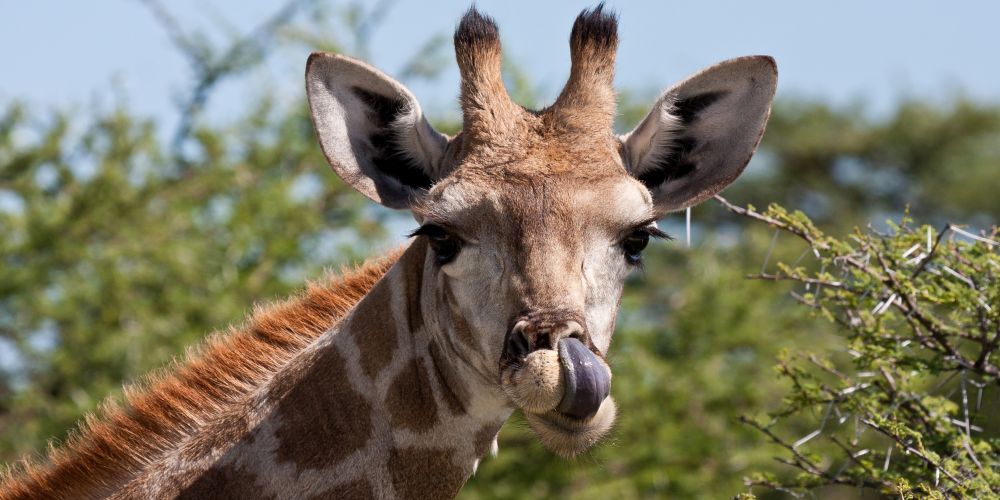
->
[386,357,439,433]
[308,478,376,500]
[273,347,373,471]
[388,446,467,499]
[353,240,426,380]
[0,250,402,499]
[403,240,427,333]
[177,465,274,500]
[351,280,397,380]
[443,282,478,351]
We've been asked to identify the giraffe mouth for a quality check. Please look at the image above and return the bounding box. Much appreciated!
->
[499,332,617,456]
[501,340,618,457]
[500,337,612,421]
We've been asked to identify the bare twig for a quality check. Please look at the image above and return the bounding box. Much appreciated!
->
[860,417,963,487]
[714,195,828,249]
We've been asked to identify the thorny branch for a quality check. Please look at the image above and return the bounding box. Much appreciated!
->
[714,196,1000,497]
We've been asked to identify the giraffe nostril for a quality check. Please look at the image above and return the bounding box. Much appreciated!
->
[506,322,531,360]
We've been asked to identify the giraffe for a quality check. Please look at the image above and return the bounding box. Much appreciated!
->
[0,6,777,499]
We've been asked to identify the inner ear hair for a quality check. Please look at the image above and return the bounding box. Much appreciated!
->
[351,87,434,190]
[634,91,729,189]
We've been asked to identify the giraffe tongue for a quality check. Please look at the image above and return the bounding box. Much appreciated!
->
[556,337,610,421]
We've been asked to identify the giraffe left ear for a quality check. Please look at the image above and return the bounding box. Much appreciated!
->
[306,52,450,209]
[620,56,777,214]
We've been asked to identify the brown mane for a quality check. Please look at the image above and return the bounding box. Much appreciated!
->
[0,250,402,499]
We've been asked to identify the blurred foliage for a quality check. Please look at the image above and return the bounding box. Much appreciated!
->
[1,2,998,498]
[0,96,388,457]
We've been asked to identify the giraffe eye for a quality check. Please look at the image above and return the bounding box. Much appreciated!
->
[620,223,671,266]
[411,224,462,265]
[622,229,650,265]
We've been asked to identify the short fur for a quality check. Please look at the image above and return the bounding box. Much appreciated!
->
[550,4,619,129]
[454,8,523,141]
[0,251,401,499]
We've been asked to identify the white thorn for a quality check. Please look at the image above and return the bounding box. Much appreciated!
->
[941,265,975,288]
[978,296,993,312]
[685,207,691,247]
[904,252,927,266]
[793,429,822,449]
[949,225,999,247]
[872,294,898,315]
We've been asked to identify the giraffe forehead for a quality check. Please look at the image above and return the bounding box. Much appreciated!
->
[442,116,626,181]
[423,173,652,237]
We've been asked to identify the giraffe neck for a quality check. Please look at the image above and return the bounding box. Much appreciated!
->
[121,240,511,499]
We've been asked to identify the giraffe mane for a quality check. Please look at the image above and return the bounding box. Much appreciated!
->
[0,249,403,499]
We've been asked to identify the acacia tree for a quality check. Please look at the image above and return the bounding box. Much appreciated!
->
[716,197,1000,498]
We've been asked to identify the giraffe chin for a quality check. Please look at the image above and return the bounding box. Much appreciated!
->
[523,397,618,457]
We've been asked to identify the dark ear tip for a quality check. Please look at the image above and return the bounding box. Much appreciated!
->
[571,3,619,48]
[753,55,778,74]
[306,52,324,69]
[746,55,778,94]
[455,6,500,47]
[305,52,335,84]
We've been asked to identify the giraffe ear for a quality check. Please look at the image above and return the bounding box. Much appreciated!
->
[620,56,777,214]
[306,52,450,209]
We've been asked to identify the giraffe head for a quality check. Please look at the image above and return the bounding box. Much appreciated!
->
[306,6,776,456]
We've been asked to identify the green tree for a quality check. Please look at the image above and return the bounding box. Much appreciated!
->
[714,200,1000,498]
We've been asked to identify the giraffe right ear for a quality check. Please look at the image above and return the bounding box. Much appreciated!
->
[306,52,450,209]
[620,56,777,214]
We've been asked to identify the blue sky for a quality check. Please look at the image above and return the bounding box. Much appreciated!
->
[3,0,999,134]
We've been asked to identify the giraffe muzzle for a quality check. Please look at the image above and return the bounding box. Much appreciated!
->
[500,314,617,456]
[501,314,611,421]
